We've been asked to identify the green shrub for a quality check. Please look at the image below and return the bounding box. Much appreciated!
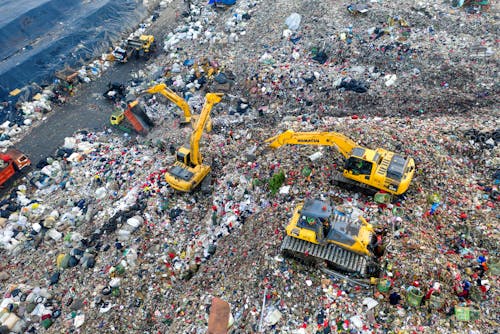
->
[268,170,285,195]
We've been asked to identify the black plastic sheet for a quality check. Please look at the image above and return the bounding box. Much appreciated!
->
[0,0,147,101]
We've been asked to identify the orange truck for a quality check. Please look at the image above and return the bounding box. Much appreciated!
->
[110,100,154,136]
[0,149,31,187]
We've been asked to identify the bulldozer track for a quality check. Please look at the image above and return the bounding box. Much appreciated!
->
[281,235,369,277]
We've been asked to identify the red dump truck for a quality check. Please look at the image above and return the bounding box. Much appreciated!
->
[0,150,31,187]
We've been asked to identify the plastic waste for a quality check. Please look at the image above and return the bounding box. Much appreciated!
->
[46,229,62,241]
[264,307,282,326]
[407,287,423,307]
[285,13,301,31]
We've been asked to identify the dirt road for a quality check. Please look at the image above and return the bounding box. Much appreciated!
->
[16,61,142,165]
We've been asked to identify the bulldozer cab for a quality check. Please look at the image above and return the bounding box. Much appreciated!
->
[296,200,332,242]
[294,199,372,250]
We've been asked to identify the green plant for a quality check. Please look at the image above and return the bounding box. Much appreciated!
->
[268,170,285,195]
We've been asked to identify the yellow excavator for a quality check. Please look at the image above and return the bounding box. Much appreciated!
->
[282,198,381,277]
[143,83,212,132]
[165,93,223,192]
[265,130,415,195]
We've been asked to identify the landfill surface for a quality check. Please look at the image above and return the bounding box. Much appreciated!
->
[0,0,499,333]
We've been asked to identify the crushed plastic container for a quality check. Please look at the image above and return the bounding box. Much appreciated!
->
[407,287,423,307]
[455,306,480,321]
[377,279,391,293]
[46,229,62,241]
[2,312,20,329]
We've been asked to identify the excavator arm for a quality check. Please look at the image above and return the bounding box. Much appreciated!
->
[142,83,213,132]
[190,93,223,165]
[142,83,192,123]
[265,130,358,158]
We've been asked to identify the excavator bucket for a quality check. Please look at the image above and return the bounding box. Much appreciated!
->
[265,130,295,148]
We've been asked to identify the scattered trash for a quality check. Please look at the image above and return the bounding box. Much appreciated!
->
[336,77,369,93]
[0,0,497,333]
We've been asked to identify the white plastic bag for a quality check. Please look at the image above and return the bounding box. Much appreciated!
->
[285,13,301,31]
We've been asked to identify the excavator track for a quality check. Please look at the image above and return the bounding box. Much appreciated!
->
[281,235,369,277]
[332,171,377,195]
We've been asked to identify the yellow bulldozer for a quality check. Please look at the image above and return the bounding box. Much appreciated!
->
[281,198,381,277]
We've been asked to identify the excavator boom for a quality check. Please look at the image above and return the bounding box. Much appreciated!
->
[143,83,192,123]
[165,92,223,192]
[143,83,213,132]
[190,93,223,165]
[265,130,357,158]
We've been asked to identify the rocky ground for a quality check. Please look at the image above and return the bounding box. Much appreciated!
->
[0,0,498,333]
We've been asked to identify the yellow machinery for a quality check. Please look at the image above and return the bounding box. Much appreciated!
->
[282,198,379,276]
[165,93,223,192]
[127,35,156,58]
[110,111,124,126]
[110,35,156,63]
[266,130,415,195]
[143,83,212,132]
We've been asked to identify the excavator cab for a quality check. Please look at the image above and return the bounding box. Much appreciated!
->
[175,147,192,166]
[344,156,373,176]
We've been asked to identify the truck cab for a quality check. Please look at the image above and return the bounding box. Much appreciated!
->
[0,150,31,186]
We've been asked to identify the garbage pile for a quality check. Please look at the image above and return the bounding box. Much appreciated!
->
[1,0,499,333]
